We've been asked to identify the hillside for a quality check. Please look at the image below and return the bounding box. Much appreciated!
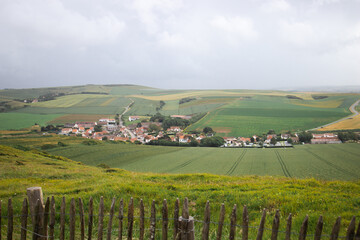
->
[1,144,360,238]
[0,85,359,136]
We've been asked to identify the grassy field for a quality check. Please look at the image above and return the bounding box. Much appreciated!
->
[1,143,360,238]
[187,95,358,136]
[1,135,359,181]
[0,113,63,130]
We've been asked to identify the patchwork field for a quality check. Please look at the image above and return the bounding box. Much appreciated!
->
[0,113,63,130]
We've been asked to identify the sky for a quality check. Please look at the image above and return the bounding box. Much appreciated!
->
[0,0,360,90]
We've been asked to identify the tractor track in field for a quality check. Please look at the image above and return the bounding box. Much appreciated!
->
[305,149,358,178]
[226,149,247,176]
[164,151,212,173]
[329,145,360,158]
[274,150,292,178]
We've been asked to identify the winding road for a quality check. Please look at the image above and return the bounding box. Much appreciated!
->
[119,98,136,139]
[310,98,360,131]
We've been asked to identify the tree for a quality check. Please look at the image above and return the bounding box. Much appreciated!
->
[149,124,161,132]
[287,138,293,144]
[203,127,213,134]
[189,138,199,147]
[298,131,313,143]
[200,136,225,147]
[267,129,276,134]
[136,122,142,128]
[250,137,255,143]
[102,136,108,141]
[94,125,102,132]
[270,137,277,145]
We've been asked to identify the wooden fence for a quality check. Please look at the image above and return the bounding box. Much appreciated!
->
[0,187,359,240]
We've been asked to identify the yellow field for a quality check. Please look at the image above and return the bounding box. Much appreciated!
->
[291,99,343,108]
[319,114,360,130]
[100,97,117,106]
[32,94,105,108]
[129,91,313,101]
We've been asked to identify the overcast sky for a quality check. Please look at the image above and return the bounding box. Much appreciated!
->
[1,0,360,90]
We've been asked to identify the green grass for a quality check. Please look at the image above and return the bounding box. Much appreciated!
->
[0,113,63,130]
[1,143,360,239]
[2,136,359,181]
[187,95,357,136]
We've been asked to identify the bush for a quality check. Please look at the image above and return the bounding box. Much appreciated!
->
[41,144,57,150]
[97,163,110,169]
[57,141,67,147]
[82,140,99,145]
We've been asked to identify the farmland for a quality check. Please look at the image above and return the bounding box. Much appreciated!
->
[1,143,360,239]
[1,135,359,181]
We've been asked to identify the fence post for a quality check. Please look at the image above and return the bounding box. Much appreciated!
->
[69,198,76,240]
[27,187,44,227]
[355,219,360,240]
[330,217,341,240]
[139,199,145,240]
[7,198,13,240]
[188,216,195,240]
[162,199,168,240]
[97,196,105,240]
[242,205,249,240]
[88,197,94,240]
[173,198,180,240]
[229,204,237,240]
[346,216,356,240]
[0,200,2,240]
[78,198,85,240]
[49,196,55,240]
[216,203,225,240]
[298,215,308,240]
[314,216,323,240]
[127,197,134,240]
[106,197,116,240]
[118,198,124,240]
[60,197,66,240]
[33,199,41,240]
[202,200,210,240]
[150,200,156,240]
[285,214,292,240]
[43,197,49,240]
[271,210,280,240]
[256,209,266,240]
[20,198,28,240]
[180,198,190,240]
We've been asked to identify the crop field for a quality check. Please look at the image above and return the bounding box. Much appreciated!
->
[0,113,62,130]
[187,95,357,136]
[1,143,360,238]
[48,114,115,124]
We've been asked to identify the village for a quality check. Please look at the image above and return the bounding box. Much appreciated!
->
[56,114,350,147]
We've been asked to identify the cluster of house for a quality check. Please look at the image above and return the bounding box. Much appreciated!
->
[58,116,344,146]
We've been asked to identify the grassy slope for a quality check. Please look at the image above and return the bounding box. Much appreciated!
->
[1,144,360,238]
[1,136,359,181]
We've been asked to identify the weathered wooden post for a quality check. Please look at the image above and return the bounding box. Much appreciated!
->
[27,187,44,237]
[7,198,13,240]
[202,201,210,240]
[174,198,180,240]
[150,200,156,240]
[127,197,134,240]
[118,198,124,240]
[314,216,323,240]
[330,217,341,240]
[97,197,105,240]
[162,199,169,240]
[242,205,249,240]
[271,210,280,240]
[229,204,237,240]
[256,209,266,240]
[285,214,292,240]
[139,199,145,240]
[20,198,28,240]
[178,216,195,240]
[216,204,225,240]
[106,197,116,240]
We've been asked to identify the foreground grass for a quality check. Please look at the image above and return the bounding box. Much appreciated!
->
[1,144,360,238]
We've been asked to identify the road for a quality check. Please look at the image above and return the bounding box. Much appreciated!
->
[118,98,136,139]
[310,98,360,131]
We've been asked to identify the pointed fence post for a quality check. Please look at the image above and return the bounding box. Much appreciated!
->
[188,216,195,240]
[162,199,169,240]
[118,199,124,240]
[106,197,116,240]
[49,196,56,240]
[271,210,280,240]
[173,198,180,240]
[330,217,341,240]
[97,197,105,240]
[229,204,237,240]
[256,209,266,240]
[88,197,94,240]
[139,199,145,240]
[43,197,50,240]
[216,203,225,240]
[242,205,249,240]
[355,218,360,240]
[150,200,156,240]
[20,198,28,240]
[314,216,323,240]
[346,216,356,240]
[285,214,292,240]
[298,215,308,240]
[127,197,134,240]
[7,198,13,240]
[78,198,85,240]
[202,201,210,240]
[69,198,76,240]
[180,198,190,240]
[60,197,66,240]
[33,199,41,240]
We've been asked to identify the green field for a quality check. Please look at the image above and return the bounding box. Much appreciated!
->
[1,136,359,181]
[0,113,63,130]
[1,142,360,238]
